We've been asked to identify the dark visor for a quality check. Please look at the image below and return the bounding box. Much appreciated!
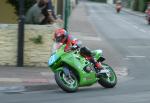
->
[56,36,64,42]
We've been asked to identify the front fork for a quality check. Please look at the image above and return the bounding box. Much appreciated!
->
[63,66,71,77]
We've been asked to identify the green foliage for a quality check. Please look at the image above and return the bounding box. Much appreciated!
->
[145,0,150,10]
[7,0,36,15]
[126,0,131,8]
[138,0,145,12]
[29,35,43,44]
[130,0,139,11]
[129,0,150,12]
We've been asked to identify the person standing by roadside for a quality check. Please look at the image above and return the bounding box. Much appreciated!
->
[145,2,150,16]
[25,0,57,24]
[145,2,150,24]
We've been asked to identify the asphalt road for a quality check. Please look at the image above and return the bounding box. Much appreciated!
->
[1,2,150,103]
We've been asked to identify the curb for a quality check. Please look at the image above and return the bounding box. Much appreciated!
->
[0,78,51,83]
[0,78,58,93]
[109,4,145,17]
[0,86,26,93]
[122,8,145,17]
[24,84,58,92]
[0,67,127,93]
[0,84,59,93]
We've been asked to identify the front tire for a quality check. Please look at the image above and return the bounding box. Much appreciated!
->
[98,64,117,88]
[55,70,78,93]
[148,19,150,25]
[116,9,120,13]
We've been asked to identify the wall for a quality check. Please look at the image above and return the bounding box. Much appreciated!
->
[0,24,60,67]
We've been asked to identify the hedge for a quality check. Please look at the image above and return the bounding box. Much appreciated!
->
[129,0,150,12]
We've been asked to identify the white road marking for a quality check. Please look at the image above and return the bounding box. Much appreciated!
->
[126,56,146,58]
[139,29,146,33]
[123,57,130,60]
[128,46,150,48]
[0,86,25,92]
[0,78,49,83]
[120,19,131,25]
[121,19,147,33]
[133,25,138,29]
[0,78,22,82]
[120,19,146,33]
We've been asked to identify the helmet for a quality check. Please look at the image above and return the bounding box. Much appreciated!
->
[54,28,68,43]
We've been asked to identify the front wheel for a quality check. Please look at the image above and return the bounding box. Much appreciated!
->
[116,8,121,13]
[148,19,150,25]
[98,63,117,88]
[55,70,78,93]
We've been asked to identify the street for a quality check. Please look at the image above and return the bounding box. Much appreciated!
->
[1,1,150,103]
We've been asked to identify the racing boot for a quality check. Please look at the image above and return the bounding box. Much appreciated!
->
[95,63,109,77]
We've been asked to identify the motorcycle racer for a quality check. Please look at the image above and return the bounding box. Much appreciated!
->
[53,28,108,76]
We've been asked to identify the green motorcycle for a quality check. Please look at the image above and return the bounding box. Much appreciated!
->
[48,44,117,93]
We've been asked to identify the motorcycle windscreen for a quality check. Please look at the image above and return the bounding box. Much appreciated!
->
[48,53,59,66]
[51,42,63,53]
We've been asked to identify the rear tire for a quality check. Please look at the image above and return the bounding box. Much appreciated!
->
[55,70,78,93]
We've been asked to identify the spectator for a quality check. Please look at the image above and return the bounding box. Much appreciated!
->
[25,0,57,24]
[47,0,57,20]
[145,2,150,13]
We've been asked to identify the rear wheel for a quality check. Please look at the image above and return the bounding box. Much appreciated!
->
[55,70,78,93]
[98,63,117,88]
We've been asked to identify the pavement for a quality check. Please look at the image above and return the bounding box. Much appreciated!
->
[0,66,58,92]
[0,1,140,93]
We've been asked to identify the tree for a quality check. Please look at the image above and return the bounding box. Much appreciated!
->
[130,0,150,12]
[7,0,36,15]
